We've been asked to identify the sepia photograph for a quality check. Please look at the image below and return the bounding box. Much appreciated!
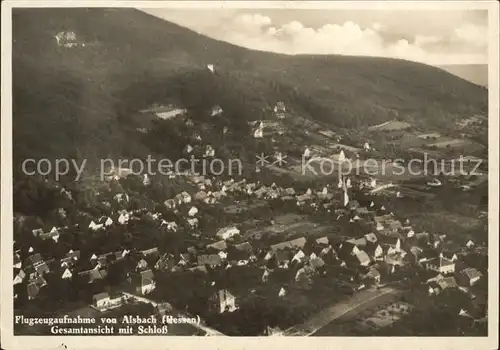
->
[1,1,498,349]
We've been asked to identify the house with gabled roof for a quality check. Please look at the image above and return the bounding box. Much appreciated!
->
[211,289,238,314]
[187,218,199,229]
[60,250,80,268]
[164,199,176,210]
[188,265,208,273]
[14,250,22,269]
[197,254,222,267]
[25,253,43,267]
[27,276,47,300]
[427,281,441,295]
[310,257,326,271]
[78,268,108,284]
[188,206,199,217]
[117,211,130,225]
[113,193,129,203]
[129,269,155,295]
[24,253,50,279]
[270,237,307,252]
[162,221,178,232]
[364,233,378,244]
[261,269,271,283]
[274,101,286,113]
[14,269,26,285]
[98,216,114,227]
[296,193,312,203]
[319,245,337,260]
[93,291,111,309]
[155,253,176,271]
[188,175,205,185]
[316,236,329,245]
[273,250,292,269]
[460,267,483,286]
[355,207,370,215]
[175,253,190,266]
[292,249,306,264]
[32,228,44,237]
[216,226,240,240]
[384,249,407,267]
[337,241,360,261]
[61,268,73,279]
[219,251,228,261]
[234,241,252,253]
[97,252,119,267]
[253,186,268,199]
[425,257,455,275]
[365,242,384,261]
[89,220,104,231]
[295,265,316,283]
[347,237,368,247]
[210,190,226,201]
[39,227,57,240]
[140,247,160,260]
[226,243,250,263]
[136,259,149,271]
[284,187,296,196]
[175,191,192,204]
[355,250,371,266]
[366,267,381,283]
[194,191,208,201]
[207,240,228,251]
[437,276,458,290]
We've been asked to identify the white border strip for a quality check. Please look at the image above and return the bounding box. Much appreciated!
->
[1,1,498,350]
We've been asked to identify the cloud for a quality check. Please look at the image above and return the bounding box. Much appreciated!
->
[141,9,488,66]
[454,23,488,47]
[212,13,488,65]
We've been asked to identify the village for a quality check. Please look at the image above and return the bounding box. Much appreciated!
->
[13,157,487,335]
[13,96,488,336]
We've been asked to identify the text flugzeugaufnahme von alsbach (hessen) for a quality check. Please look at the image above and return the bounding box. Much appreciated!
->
[15,315,199,335]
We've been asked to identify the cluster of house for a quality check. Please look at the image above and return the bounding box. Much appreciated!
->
[28,208,136,247]
[13,244,160,302]
[14,212,484,315]
[251,120,287,139]
[15,155,485,321]
[54,31,83,48]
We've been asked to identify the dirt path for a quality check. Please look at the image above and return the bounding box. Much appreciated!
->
[284,287,400,336]
[121,292,225,336]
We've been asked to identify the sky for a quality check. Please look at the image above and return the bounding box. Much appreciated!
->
[141,8,488,66]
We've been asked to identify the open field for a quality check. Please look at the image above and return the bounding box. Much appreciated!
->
[328,143,362,153]
[417,132,442,139]
[427,138,471,148]
[357,302,413,330]
[223,199,268,214]
[368,120,412,131]
[456,115,487,128]
[392,203,487,244]
[318,130,336,138]
[396,186,437,199]
[408,147,446,158]
[284,287,402,336]
[243,213,335,241]
[426,211,482,230]
[395,133,428,149]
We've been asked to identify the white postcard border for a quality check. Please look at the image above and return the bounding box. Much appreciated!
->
[1,1,498,349]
